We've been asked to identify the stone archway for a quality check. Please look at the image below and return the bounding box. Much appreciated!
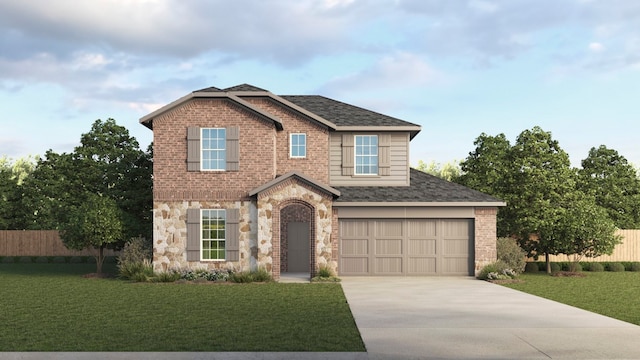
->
[279,201,314,274]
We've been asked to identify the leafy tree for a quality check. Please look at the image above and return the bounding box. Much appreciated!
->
[456,133,511,235]
[19,151,82,230]
[61,193,123,274]
[507,127,576,273]
[577,145,640,229]
[556,193,621,271]
[73,119,152,240]
[0,161,19,229]
[415,160,461,181]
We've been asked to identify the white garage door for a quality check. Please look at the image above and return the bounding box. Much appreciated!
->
[339,219,473,276]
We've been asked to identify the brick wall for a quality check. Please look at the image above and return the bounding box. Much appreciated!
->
[474,207,498,274]
[243,98,330,183]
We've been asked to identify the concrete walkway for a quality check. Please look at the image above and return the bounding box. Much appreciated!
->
[341,276,640,359]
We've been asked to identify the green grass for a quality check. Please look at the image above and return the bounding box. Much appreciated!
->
[502,272,640,326]
[0,263,365,352]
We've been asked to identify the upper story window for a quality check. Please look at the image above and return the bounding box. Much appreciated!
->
[290,133,307,158]
[202,128,226,171]
[355,135,378,175]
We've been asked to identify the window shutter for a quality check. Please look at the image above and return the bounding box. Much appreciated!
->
[186,208,201,261]
[187,127,201,172]
[226,208,240,262]
[379,134,391,176]
[341,134,354,176]
[226,126,239,171]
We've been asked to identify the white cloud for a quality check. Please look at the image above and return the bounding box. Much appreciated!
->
[588,42,605,52]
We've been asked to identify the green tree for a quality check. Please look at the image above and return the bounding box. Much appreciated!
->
[556,193,621,271]
[73,119,152,240]
[507,127,576,273]
[61,193,123,274]
[0,161,19,229]
[415,160,461,181]
[456,133,511,235]
[577,145,640,229]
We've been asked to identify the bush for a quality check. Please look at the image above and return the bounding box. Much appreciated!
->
[568,262,582,272]
[230,268,272,283]
[118,237,151,265]
[607,263,625,272]
[550,263,561,273]
[1,257,14,263]
[52,256,66,263]
[524,262,539,273]
[630,262,640,272]
[587,262,604,272]
[496,237,527,273]
[69,256,83,263]
[477,260,517,280]
[118,259,154,281]
[35,257,49,263]
[153,270,182,283]
[317,266,333,278]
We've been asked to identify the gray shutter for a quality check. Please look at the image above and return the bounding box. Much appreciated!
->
[186,208,201,261]
[341,134,354,176]
[226,208,240,261]
[226,126,239,171]
[379,134,391,176]
[187,127,201,172]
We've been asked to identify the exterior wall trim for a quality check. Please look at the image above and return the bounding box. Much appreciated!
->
[334,201,506,207]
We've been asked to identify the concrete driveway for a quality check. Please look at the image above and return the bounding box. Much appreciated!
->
[341,277,640,360]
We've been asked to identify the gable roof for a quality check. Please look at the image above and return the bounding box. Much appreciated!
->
[249,171,340,198]
[334,169,505,206]
[140,84,421,138]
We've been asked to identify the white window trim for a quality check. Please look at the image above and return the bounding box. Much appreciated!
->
[354,134,378,175]
[201,209,226,261]
[289,133,307,159]
[201,128,226,172]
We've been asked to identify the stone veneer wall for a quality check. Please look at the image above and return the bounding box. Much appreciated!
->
[256,178,335,280]
[152,200,256,272]
[474,207,498,275]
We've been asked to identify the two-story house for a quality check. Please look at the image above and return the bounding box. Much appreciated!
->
[140,84,504,279]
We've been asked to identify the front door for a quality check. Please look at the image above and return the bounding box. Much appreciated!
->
[287,222,310,272]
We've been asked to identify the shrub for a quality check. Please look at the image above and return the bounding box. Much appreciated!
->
[477,260,517,280]
[18,257,32,263]
[587,262,604,272]
[607,263,625,272]
[312,265,341,282]
[118,259,154,281]
[524,262,539,273]
[230,268,272,283]
[153,270,181,283]
[630,262,640,272]
[550,263,561,273]
[35,257,49,263]
[69,256,83,263]
[496,237,527,273]
[52,256,66,264]
[1,257,14,263]
[568,262,582,272]
[118,237,151,265]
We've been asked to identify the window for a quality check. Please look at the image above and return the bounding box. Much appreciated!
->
[355,135,378,175]
[201,128,226,170]
[201,209,226,260]
[290,133,306,158]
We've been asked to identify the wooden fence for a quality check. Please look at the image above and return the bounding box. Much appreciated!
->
[0,230,120,257]
[533,230,640,262]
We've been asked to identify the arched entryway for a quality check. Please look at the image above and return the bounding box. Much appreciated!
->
[279,201,315,275]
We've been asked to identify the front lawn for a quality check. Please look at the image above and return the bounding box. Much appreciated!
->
[0,263,365,352]
[502,272,640,326]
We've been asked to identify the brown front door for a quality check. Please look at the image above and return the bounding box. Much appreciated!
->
[287,222,310,272]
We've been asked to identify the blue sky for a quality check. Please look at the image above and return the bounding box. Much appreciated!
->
[1,0,639,167]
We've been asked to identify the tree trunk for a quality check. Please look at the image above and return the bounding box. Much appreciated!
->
[545,253,551,274]
[96,245,104,275]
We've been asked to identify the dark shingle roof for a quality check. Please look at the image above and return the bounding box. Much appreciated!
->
[194,86,223,92]
[334,169,503,203]
[224,84,268,92]
[281,95,419,127]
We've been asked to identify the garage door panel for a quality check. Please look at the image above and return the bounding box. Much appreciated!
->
[409,239,436,255]
[408,257,437,274]
[408,220,436,237]
[341,257,369,274]
[376,239,402,255]
[342,239,368,255]
[375,257,402,274]
[339,218,473,276]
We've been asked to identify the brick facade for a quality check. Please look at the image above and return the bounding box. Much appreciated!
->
[474,207,499,275]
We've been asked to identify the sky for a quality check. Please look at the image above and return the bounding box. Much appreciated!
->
[1,0,639,168]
